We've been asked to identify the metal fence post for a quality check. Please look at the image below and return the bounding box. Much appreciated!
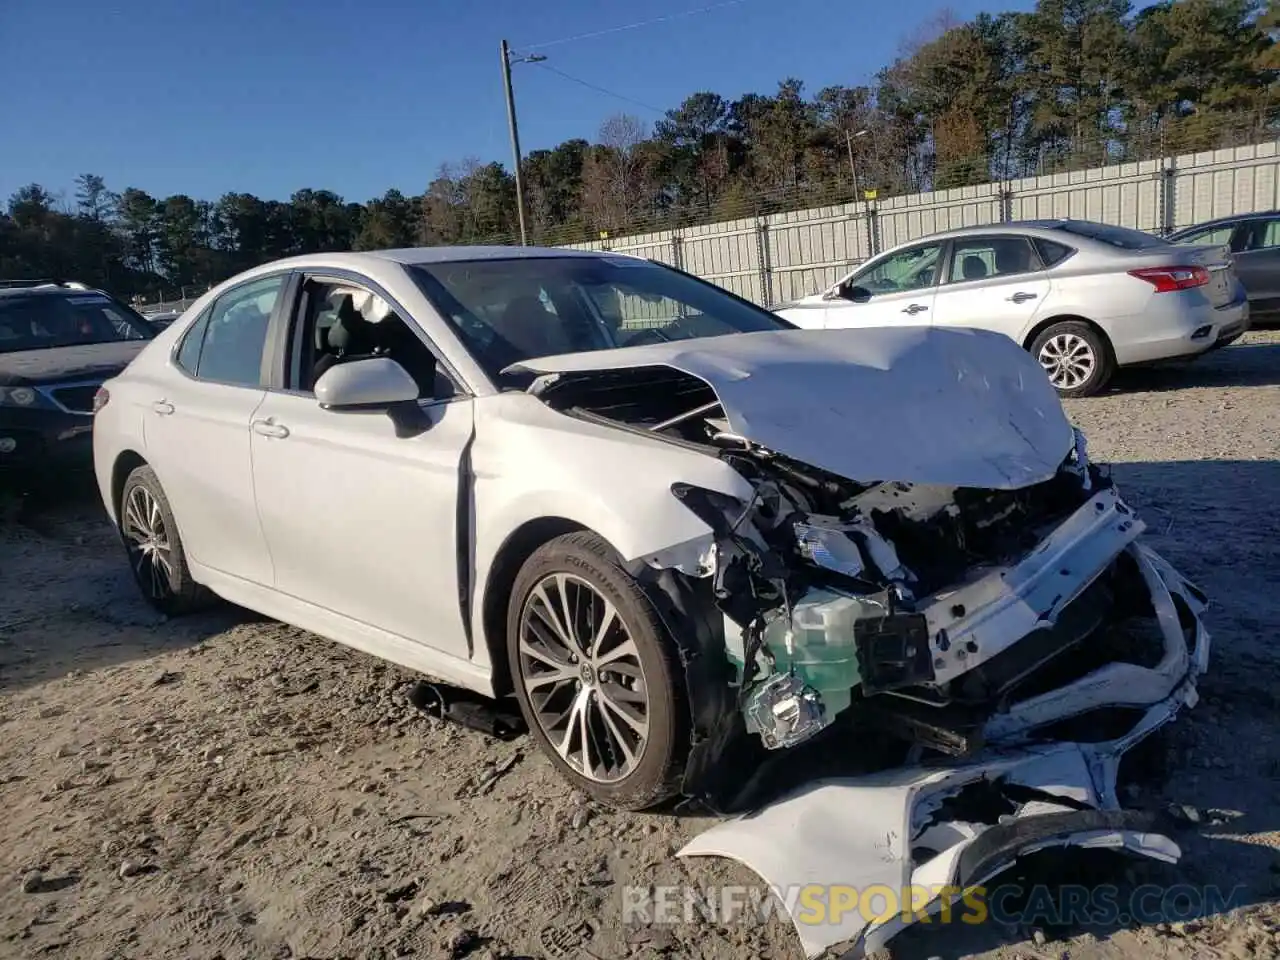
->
[671,234,684,271]
[1160,159,1176,236]
[755,218,774,307]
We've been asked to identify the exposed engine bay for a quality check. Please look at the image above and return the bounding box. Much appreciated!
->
[515,329,1211,957]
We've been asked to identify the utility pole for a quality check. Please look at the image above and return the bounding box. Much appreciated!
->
[845,128,869,195]
[500,41,545,247]
[846,129,872,258]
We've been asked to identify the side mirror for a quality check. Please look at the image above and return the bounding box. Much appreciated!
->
[825,282,872,303]
[315,356,420,410]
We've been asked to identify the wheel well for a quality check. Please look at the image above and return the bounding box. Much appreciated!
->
[481,517,587,696]
[1022,315,1115,361]
[111,451,147,523]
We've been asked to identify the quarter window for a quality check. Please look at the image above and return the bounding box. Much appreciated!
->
[175,308,211,375]
[1033,238,1074,267]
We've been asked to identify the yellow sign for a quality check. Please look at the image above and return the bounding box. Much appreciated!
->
[863,189,878,200]
[793,884,987,926]
[599,230,609,239]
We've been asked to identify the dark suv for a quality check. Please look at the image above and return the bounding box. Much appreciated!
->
[0,281,155,491]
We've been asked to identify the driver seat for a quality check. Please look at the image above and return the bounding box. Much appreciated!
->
[312,293,377,385]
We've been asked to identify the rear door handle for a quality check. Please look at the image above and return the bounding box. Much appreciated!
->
[1006,291,1038,303]
[252,418,289,439]
[901,303,929,315]
[151,400,174,416]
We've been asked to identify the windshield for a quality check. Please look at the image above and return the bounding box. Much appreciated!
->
[409,256,790,381]
[0,292,153,353]
[1050,220,1167,250]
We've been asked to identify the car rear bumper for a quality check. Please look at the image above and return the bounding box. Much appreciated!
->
[1109,294,1250,366]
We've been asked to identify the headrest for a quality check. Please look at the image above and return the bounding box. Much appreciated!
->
[962,256,988,280]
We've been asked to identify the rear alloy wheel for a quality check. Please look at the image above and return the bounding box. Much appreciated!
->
[507,532,689,810]
[119,465,211,616]
[1031,321,1114,398]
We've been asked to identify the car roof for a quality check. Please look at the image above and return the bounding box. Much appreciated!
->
[0,286,105,300]
[917,219,1123,242]
[1169,210,1280,234]
[255,246,628,273]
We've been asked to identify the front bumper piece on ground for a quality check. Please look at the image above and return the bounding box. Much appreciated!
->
[680,539,1209,958]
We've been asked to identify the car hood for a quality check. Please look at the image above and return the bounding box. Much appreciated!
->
[506,326,1074,490]
[0,340,149,386]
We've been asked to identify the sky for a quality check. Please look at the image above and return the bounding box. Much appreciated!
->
[0,0,1041,206]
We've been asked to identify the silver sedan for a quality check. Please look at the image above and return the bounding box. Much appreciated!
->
[776,218,1251,397]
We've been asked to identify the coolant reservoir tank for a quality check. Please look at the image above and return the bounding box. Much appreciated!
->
[763,588,866,719]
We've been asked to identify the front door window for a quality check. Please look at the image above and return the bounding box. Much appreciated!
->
[852,244,943,295]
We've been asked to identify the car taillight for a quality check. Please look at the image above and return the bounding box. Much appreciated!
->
[92,386,110,413]
[1128,266,1210,292]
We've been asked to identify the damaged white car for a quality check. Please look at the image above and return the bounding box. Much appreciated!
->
[92,248,1209,947]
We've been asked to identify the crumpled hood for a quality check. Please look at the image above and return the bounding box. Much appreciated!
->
[0,340,149,386]
[506,326,1074,490]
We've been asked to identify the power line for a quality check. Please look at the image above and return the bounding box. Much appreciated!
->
[533,63,668,115]
[524,0,753,51]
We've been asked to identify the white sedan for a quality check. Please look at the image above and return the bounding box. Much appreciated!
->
[92,247,1209,836]
[775,219,1250,397]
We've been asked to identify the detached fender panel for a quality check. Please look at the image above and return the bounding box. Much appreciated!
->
[679,740,1182,958]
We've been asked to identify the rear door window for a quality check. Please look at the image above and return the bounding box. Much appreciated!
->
[946,237,1038,283]
[183,276,283,387]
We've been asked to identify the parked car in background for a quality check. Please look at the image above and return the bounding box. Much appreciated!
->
[0,280,154,490]
[1169,210,1280,325]
[93,246,1208,840]
[141,309,183,331]
[774,219,1250,397]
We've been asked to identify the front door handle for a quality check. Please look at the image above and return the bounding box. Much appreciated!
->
[151,400,175,416]
[1006,291,1038,303]
[901,303,929,315]
[252,418,289,439]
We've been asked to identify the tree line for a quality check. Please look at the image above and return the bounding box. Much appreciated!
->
[2,0,1276,302]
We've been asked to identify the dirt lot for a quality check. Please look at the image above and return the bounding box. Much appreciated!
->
[3,331,1280,960]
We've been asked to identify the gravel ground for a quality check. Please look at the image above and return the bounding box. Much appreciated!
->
[2,330,1279,960]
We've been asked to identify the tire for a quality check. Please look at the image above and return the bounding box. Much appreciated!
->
[506,531,690,811]
[1030,320,1114,398]
[118,465,212,616]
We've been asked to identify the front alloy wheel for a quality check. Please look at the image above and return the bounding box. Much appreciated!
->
[517,573,650,783]
[507,531,689,810]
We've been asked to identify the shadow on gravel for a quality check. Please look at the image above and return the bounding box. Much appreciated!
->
[882,842,1274,960]
[0,482,263,693]
[1113,338,1280,393]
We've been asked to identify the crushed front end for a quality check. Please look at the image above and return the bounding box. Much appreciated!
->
[672,431,1208,769]
[516,329,1211,957]
[666,430,1210,957]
